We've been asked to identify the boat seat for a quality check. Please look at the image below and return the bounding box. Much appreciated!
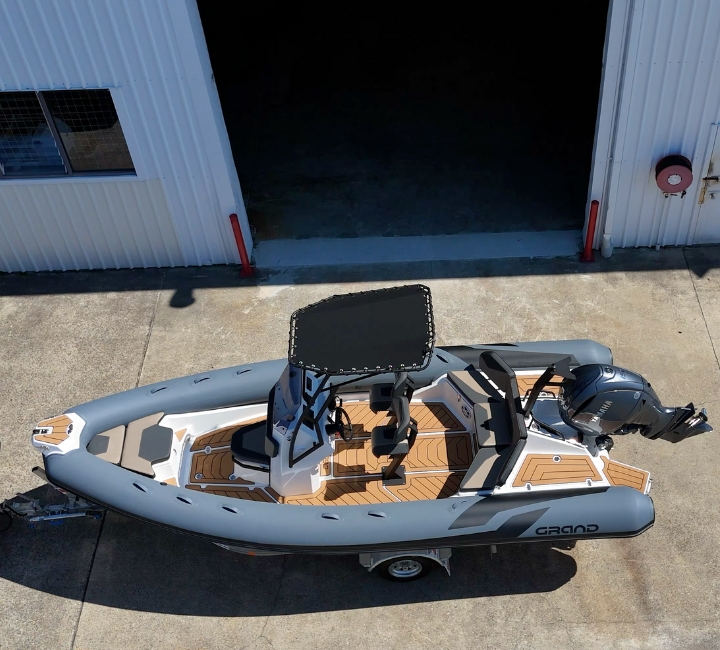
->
[369,382,394,413]
[87,425,126,464]
[370,373,418,484]
[370,383,417,459]
[459,445,514,491]
[447,370,492,406]
[231,420,278,471]
[371,425,410,456]
[120,413,172,477]
[451,354,530,491]
[447,370,511,447]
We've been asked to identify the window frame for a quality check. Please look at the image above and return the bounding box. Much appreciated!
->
[0,89,136,180]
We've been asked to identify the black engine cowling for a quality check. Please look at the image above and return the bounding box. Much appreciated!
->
[558,364,711,445]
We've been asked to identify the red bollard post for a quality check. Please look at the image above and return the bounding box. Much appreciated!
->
[581,200,600,263]
[229,213,254,277]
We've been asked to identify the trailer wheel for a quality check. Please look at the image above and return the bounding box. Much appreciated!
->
[376,556,434,582]
[0,511,13,532]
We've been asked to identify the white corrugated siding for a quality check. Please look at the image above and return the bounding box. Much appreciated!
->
[602,0,720,248]
[0,179,181,272]
[0,0,249,272]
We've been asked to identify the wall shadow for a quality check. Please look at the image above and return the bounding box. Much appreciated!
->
[0,246,719,308]
[0,506,577,616]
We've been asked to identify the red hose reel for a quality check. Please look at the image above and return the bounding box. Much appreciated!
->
[655,155,693,194]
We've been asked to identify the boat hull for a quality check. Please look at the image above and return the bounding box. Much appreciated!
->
[41,340,656,553]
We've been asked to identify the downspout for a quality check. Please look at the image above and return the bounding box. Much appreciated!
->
[601,0,642,257]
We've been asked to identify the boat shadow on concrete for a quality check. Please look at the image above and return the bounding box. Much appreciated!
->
[0,486,577,616]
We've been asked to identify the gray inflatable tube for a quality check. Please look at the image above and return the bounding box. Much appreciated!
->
[43,340,655,553]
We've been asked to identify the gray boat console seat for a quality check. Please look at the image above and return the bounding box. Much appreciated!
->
[369,382,394,414]
[119,413,173,477]
[231,420,278,471]
[231,383,282,471]
[370,372,418,483]
[449,352,528,491]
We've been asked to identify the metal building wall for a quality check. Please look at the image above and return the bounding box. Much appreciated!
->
[598,0,720,249]
[0,0,248,272]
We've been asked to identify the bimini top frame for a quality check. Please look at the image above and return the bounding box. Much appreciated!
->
[288,284,435,376]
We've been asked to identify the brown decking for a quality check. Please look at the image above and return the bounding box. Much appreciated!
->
[282,478,395,505]
[180,402,470,505]
[512,453,602,487]
[343,402,463,436]
[278,420,472,504]
[516,375,563,396]
[190,417,265,451]
[333,433,472,477]
[33,415,73,445]
[184,471,467,505]
[602,457,650,492]
[386,472,465,502]
[188,449,252,485]
[186,485,277,502]
[270,473,465,505]
[511,454,649,491]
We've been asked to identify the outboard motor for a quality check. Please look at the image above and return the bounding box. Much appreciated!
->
[558,364,712,454]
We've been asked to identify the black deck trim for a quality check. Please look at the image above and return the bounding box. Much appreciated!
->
[449,487,609,530]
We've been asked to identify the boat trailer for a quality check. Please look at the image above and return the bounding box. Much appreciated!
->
[0,466,103,533]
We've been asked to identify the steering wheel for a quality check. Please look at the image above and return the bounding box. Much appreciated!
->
[329,407,354,442]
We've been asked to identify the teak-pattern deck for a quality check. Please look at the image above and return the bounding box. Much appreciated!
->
[183,402,470,504]
[188,449,252,485]
[33,415,73,445]
[516,375,563,396]
[186,485,277,502]
[343,402,463,436]
[333,433,472,477]
[512,454,603,487]
[602,457,650,492]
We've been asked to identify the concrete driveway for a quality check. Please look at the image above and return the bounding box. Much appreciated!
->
[1,247,719,650]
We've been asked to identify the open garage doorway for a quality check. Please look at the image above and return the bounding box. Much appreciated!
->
[198,2,610,242]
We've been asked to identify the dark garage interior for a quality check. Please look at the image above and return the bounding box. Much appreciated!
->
[197,2,610,241]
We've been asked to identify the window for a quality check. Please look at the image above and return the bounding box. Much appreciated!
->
[0,92,65,177]
[0,89,134,178]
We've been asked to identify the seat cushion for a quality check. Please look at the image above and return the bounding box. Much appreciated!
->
[138,424,174,464]
[449,371,512,447]
[459,446,513,491]
[477,400,514,447]
[447,370,493,404]
[371,425,410,457]
[87,425,126,464]
[120,413,164,476]
[231,421,271,466]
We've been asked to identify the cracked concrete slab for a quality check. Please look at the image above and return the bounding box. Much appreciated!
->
[3,249,720,650]
[684,246,720,367]
[0,270,162,650]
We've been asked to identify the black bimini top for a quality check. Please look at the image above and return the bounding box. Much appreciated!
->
[288,285,435,375]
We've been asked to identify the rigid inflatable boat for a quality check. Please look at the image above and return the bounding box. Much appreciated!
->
[31,285,712,578]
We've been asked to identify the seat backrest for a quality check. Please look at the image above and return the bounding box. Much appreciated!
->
[476,351,528,486]
[453,353,529,491]
[392,394,411,440]
[387,372,414,442]
[265,384,280,458]
[477,351,527,445]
